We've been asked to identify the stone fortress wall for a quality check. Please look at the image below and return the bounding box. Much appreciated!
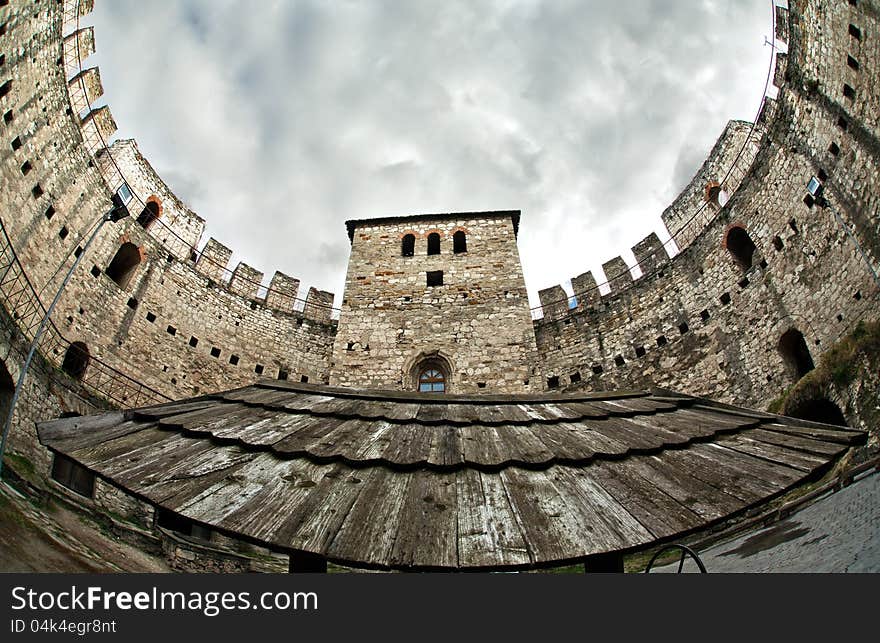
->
[332,212,541,394]
[0,0,878,504]
[1,0,339,414]
[534,0,880,426]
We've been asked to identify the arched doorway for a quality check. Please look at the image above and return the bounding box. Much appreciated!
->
[725,226,757,271]
[778,329,815,381]
[787,398,847,427]
[136,200,160,230]
[61,342,90,380]
[105,242,142,289]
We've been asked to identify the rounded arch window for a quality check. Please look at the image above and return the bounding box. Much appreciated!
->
[725,226,756,271]
[427,232,441,255]
[418,366,446,393]
[778,328,814,381]
[105,242,142,289]
[453,230,467,254]
[401,233,415,257]
[136,200,160,230]
[61,342,90,380]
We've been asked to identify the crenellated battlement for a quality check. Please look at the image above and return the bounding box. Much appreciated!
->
[57,1,337,322]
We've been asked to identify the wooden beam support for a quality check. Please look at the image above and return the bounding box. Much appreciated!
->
[289,551,328,574]
[583,552,624,573]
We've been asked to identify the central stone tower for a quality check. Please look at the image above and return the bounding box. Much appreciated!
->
[330,211,542,394]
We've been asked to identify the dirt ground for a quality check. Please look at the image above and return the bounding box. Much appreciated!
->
[0,481,170,573]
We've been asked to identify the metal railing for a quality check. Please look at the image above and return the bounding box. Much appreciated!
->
[0,215,171,409]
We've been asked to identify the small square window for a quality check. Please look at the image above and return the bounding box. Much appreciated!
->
[700,309,710,322]
[829,142,840,156]
[634,346,646,358]
[32,184,43,199]
[278,370,288,380]
[3,110,13,125]
[11,136,22,150]
[146,311,156,323]
[58,226,68,239]
[44,205,55,220]
[547,376,560,389]
[189,336,198,347]
[300,375,309,383]
[426,270,444,287]
[255,364,264,375]
[656,335,668,347]
[210,347,221,358]
[20,160,32,175]
[166,325,176,336]
[614,355,625,367]
[720,292,731,305]
[678,322,689,335]
[229,355,239,365]
[570,372,581,384]
[127,297,138,310]
[592,365,604,375]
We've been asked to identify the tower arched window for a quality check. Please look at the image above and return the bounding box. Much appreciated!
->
[453,230,467,254]
[105,242,142,289]
[427,233,441,256]
[418,367,446,393]
[401,234,415,257]
[778,328,815,381]
[61,342,90,380]
[725,226,757,271]
[136,201,160,230]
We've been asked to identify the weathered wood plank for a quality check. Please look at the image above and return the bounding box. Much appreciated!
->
[271,416,351,455]
[272,464,374,554]
[380,423,435,466]
[624,455,744,520]
[216,458,332,541]
[456,469,531,568]
[501,468,604,563]
[589,460,704,538]
[68,425,177,469]
[747,428,849,457]
[718,434,830,472]
[660,448,767,504]
[493,424,556,466]
[762,422,864,445]
[427,424,465,468]
[553,467,654,550]
[689,443,803,491]
[38,411,129,445]
[132,399,218,420]
[587,417,676,451]
[172,454,298,524]
[389,470,458,568]
[42,418,146,454]
[326,467,411,568]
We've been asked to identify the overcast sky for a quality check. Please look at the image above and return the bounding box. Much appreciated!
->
[85,0,776,308]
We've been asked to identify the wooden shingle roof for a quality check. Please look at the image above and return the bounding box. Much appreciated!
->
[37,381,866,571]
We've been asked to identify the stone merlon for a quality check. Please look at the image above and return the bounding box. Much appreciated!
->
[266,271,301,312]
[196,238,233,284]
[229,262,264,300]
[601,256,632,294]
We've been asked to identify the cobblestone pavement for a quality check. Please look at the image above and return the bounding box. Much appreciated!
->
[653,471,880,573]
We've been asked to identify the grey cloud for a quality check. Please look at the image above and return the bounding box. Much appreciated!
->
[87,0,770,305]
